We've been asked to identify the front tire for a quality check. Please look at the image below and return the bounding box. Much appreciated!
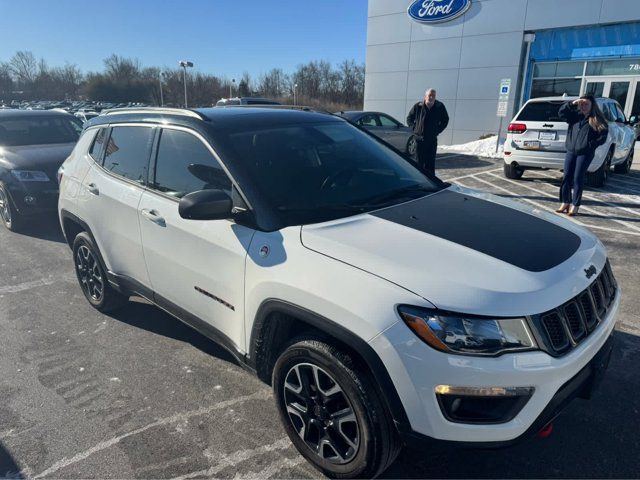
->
[586,150,612,187]
[614,146,634,174]
[503,162,524,179]
[273,339,400,479]
[406,136,417,158]
[72,232,127,312]
[0,183,24,232]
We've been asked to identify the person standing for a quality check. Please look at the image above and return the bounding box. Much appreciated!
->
[406,88,449,176]
[556,94,608,216]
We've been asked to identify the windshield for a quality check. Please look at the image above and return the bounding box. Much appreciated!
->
[223,121,440,225]
[0,116,82,146]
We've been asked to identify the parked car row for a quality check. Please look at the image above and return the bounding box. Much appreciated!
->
[504,96,636,186]
[1,105,620,478]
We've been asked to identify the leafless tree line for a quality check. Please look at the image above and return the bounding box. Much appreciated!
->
[0,51,365,110]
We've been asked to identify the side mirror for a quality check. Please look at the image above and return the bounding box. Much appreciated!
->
[178,189,233,220]
[630,115,638,125]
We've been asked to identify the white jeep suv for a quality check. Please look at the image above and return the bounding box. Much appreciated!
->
[58,107,619,478]
[504,96,635,186]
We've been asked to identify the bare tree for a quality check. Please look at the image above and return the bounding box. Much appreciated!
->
[9,51,37,85]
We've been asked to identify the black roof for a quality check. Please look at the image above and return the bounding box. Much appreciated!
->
[86,107,342,131]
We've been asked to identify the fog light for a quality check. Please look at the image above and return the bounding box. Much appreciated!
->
[24,195,36,205]
[436,385,534,424]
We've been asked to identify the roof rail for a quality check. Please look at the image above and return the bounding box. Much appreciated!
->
[217,104,334,115]
[100,107,205,119]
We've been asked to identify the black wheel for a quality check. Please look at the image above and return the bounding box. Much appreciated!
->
[406,136,417,158]
[503,162,524,180]
[273,339,400,479]
[586,150,612,187]
[72,232,127,312]
[614,146,633,174]
[0,182,24,232]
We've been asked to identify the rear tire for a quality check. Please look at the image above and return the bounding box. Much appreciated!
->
[586,150,612,187]
[273,339,401,479]
[503,162,524,180]
[614,146,634,174]
[72,232,128,312]
[0,182,24,232]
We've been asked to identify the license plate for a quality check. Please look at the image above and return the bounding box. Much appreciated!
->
[523,140,540,149]
[539,131,556,141]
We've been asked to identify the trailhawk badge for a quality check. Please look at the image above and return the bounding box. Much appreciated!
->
[407,0,472,24]
[585,265,597,279]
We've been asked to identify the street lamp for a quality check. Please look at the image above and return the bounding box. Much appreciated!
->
[178,60,194,107]
[230,78,236,98]
[159,70,164,107]
[293,83,298,106]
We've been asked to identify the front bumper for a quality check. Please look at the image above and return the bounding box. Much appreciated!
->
[6,181,59,216]
[399,333,614,450]
[371,289,619,443]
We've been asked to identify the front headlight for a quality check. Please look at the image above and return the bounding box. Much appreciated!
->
[398,306,537,356]
[11,170,50,182]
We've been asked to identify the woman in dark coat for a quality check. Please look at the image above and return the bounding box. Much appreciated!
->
[556,94,609,216]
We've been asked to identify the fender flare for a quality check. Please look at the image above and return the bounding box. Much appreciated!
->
[249,299,411,432]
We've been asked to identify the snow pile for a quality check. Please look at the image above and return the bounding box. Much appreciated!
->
[439,135,504,159]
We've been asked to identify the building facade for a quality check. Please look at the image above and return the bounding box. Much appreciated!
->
[364,0,640,145]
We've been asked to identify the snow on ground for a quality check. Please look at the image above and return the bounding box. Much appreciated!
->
[439,135,504,159]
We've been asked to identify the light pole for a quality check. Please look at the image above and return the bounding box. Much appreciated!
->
[159,70,164,107]
[178,60,193,107]
[293,83,298,106]
[230,78,236,98]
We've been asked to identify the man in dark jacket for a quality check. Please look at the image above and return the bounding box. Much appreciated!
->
[406,88,449,176]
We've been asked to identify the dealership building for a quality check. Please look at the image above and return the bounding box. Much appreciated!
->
[364,0,640,144]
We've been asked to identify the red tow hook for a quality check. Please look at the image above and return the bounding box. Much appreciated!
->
[537,422,554,439]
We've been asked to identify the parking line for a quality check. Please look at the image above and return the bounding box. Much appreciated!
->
[483,171,640,234]
[437,153,466,160]
[445,167,502,183]
[532,170,640,217]
[459,177,640,237]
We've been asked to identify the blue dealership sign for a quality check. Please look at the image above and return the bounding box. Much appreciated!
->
[407,0,472,24]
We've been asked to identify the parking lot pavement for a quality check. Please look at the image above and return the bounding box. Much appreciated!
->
[1,154,639,479]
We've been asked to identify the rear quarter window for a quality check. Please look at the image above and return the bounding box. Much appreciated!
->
[516,102,564,122]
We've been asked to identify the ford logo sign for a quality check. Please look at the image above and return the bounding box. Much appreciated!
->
[408,0,472,24]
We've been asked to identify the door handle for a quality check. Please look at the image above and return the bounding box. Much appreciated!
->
[141,208,166,226]
[87,183,99,195]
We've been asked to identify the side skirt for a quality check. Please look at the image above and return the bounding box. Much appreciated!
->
[107,272,254,373]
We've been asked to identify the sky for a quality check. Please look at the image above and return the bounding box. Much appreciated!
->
[0,0,368,79]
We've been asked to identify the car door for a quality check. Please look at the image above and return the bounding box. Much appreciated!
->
[378,113,411,151]
[81,124,155,288]
[138,126,255,352]
[612,102,634,161]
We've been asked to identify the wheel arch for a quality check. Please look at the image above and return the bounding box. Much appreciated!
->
[249,299,411,432]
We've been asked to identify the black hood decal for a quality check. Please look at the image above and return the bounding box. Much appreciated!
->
[371,190,581,272]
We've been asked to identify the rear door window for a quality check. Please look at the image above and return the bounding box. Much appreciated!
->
[150,128,231,198]
[358,114,380,127]
[516,102,564,122]
[102,126,154,184]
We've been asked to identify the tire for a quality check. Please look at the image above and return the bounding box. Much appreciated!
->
[272,339,400,479]
[72,232,127,312]
[614,146,634,174]
[0,182,24,232]
[586,150,612,187]
[503,162,524,180]
[406,136,417,158]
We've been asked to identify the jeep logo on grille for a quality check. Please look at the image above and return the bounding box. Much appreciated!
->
[585,265,597,279]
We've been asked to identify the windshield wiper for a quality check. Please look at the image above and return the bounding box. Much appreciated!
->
[277,204,367,213]
[351,184,434,208]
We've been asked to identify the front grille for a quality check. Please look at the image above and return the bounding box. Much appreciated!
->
[533,260,617,356]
